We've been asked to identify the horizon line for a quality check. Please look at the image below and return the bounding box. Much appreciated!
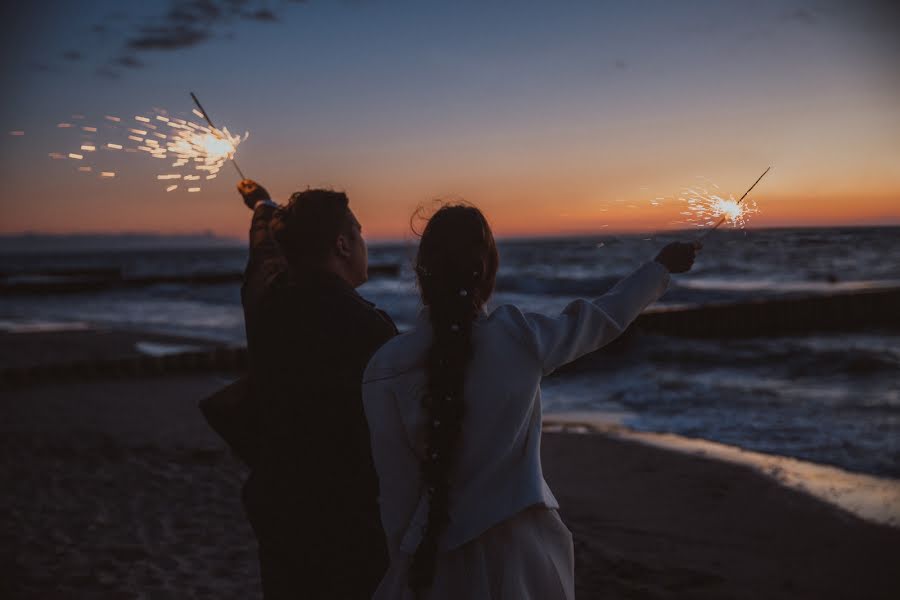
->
[1,222,899,251]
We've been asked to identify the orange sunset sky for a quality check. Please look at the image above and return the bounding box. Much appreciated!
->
[1,1,898,241]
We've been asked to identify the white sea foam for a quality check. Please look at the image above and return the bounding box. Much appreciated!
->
[543,412,900,529]
[0,320,92,333]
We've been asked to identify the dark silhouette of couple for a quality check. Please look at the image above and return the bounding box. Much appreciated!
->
[204,179,698,599]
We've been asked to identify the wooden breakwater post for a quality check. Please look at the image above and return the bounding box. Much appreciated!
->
[635,287,900,338]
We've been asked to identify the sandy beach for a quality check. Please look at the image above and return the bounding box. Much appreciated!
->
[2,369,898,599]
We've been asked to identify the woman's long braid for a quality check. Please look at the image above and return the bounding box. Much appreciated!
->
[409,205,498,597]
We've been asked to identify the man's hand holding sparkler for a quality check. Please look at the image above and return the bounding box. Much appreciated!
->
[237,179,273,210]
[655,241,701,273]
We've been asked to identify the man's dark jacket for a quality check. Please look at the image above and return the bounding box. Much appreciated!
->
[240,203,397,597]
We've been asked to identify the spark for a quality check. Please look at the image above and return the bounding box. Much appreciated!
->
[49,152,66,159]
[51,105,247,194]
[166,185,178,192]
[9,130,25,136]
[680,186,759,229]
[78,166,92,172]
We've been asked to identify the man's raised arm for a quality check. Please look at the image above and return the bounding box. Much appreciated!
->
[238,179,287,311]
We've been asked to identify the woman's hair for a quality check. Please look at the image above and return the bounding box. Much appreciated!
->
[271,189,352,269]
[409,204,499,594]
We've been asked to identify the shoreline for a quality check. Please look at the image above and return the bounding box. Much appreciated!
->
[544,411,900,529]
[2,326,897,496]
[2,374,899,598]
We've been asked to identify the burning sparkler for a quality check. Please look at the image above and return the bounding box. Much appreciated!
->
[677,167,770,238]
[47,97,248,193]
[189,92,246,180]
[688,167,772,241]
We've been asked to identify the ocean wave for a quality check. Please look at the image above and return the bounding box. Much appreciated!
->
[495,274,623,296]
[677,277,900,294]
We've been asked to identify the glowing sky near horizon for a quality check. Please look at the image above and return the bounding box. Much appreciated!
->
[1,0,898,240]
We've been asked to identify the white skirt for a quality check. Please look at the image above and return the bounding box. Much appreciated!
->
[373,506,575,600]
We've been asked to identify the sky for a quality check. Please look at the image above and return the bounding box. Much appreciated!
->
[1,0,898,241]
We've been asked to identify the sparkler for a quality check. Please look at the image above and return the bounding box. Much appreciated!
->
[48,102,247,193]
[189,92,246,180]
[686,167,770,239]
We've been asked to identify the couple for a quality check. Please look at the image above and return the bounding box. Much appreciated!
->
[224,179,698,599]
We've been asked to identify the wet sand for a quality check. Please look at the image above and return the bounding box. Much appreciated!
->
[2,374,899,598]
[542,431,900,599]
[0,328,227,370]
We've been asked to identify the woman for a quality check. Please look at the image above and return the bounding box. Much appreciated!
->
[363,205,698,599]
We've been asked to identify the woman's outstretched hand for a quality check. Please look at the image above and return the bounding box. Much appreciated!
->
[237,179,271,210]
[654,241,701,273]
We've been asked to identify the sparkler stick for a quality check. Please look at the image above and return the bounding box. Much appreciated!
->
[696,166,770,240]
[189,92,246,180]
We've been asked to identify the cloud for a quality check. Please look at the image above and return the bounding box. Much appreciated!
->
[30,62,61,74]
[119,1,288,52]
[95,66,121,80]
[78,0,314,79]
[62,50,82,61]
[244,8,279,22]
[115,55,145,69]
[127,26,210,51]
[781,8,817,25]
[166,0,223,25]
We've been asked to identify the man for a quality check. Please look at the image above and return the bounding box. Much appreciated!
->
[237,179,397,599]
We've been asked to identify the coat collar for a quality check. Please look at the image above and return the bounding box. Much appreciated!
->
[293,267,374,307]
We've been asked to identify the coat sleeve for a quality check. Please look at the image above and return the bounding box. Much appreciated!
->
[513,261,670,375]
[242,204,288,311]
[362,370,420,559]
[197,376,259,467]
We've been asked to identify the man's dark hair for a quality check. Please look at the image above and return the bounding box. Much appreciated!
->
[272,189,353,269]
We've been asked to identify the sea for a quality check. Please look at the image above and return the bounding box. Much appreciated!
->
[2,226,898,478]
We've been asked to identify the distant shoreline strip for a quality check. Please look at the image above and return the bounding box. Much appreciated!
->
[3,287,899,387]
[0,347,248,388]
